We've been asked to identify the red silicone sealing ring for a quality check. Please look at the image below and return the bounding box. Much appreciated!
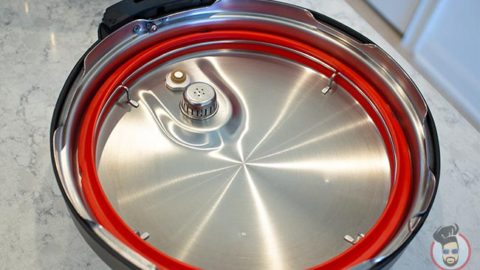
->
[77,29,412,270]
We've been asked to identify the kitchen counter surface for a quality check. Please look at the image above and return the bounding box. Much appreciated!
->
[0,0,478,269]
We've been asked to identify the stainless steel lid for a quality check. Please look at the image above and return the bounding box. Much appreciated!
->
[97,51,390,269]
[51,0,439,269]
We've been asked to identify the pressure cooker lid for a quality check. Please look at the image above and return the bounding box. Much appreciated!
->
[52,0,440,269]
[96,51,391,269]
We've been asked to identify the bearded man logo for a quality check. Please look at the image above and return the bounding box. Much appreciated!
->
[431,224,471,269]
[433,224,460,266]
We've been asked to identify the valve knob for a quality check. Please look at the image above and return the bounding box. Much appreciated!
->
[180,82,218,120]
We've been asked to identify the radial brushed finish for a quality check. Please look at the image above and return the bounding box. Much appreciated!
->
[96,51,391,270]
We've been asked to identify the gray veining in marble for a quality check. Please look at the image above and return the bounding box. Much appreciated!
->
[0,0,478,269]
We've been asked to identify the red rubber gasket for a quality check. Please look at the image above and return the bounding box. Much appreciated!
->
[77,29,412,270]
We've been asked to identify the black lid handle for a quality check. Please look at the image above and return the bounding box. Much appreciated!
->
[98,0,216,39]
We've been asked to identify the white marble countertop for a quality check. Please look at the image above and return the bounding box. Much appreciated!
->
[0,0,478,269]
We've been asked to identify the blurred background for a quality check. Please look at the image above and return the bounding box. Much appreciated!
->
[348,0,480,131]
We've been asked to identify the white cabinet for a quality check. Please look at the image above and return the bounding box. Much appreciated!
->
[367,0,420,33]
[413,0,480,128]
[369,0,480,129]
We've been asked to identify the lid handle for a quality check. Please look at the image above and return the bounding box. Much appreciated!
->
[98,0,216,39]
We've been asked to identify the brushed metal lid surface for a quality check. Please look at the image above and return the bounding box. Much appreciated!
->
[96,51,391,269]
